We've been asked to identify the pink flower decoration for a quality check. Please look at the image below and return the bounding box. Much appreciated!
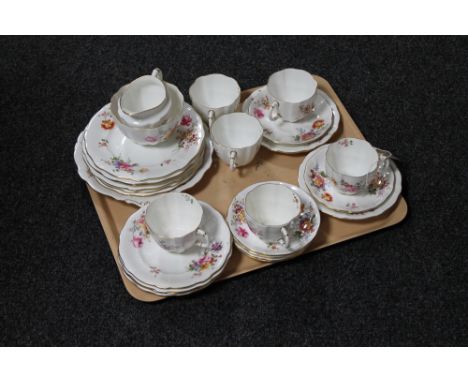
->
[211,242,223,251]
[132,236,144,248]
[180,115,192,126]
[236,227,249,238]
[253,108,264,118]
[145,136,158,142]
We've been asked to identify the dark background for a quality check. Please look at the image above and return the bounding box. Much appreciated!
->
[1,36,467,346]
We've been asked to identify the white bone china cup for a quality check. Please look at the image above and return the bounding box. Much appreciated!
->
[145,193,209,254]
[211,113,263,171]
[244,183,306,247]
[120,68,168,119]
[325,138,391,195]
[267,68,317,123]
[189,73,241,126]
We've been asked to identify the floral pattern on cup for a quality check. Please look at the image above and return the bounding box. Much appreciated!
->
[231,198,315,249]
[309,165,391,208]
[188,241,224,276]
[144,121,178,144]
[230,200,249,239]
[333,178,361,194]
[299,102,315,115]
[130,212,150,248]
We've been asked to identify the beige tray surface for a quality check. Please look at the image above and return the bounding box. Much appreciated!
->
[87,76,408,302]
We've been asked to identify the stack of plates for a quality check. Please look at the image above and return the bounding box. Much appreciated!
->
[119,202,232,297]
[242,86,340,154]
[226,181,321,262]
[74,103,213,206]
[298,145,402,220]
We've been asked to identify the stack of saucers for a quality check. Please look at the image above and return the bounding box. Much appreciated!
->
[242,69,340,154]
[118,193,232,297]
[298,138,402,220]
[74,102,213,205]
[227,181,321,262]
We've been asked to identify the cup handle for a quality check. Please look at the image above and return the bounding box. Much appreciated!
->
[366,149,392,187]
[279,227,290,248]
[208,109,215,130]
[270,101,280,121]
[229,151,238,171]
[195,228,210,249]
[151,68,163,80]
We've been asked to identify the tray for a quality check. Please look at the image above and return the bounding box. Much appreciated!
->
[87,76,408,302]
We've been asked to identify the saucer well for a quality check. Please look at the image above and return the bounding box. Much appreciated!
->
[301,145,395,214]
[242,89,340,154]
[119,201,232,294]
[226,181,320,257]
[247,87,333,145]
[84,103,204,182]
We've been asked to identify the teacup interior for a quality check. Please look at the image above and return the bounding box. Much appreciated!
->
[146,193,202,238]
[190,74,239,108]
[327,139,378,177]
[121,76,166,114]
[268,68,317,103]
[245,184,300,226]
[211,113,263,148]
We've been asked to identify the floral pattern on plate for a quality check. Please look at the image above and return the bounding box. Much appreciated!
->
[99,111,115,130]
[248,88,332,145]
[227,181,320,257]
[83,103,205,182]
[74,131,214,206]
[302,145,395,214]
[105,155,148,175]
[188,242,224,276]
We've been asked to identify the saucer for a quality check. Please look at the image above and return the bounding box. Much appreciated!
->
[242,89,340,154]
[84,103,204,182]
[119,201,232,295]
[119,251,231,296]
[301,145,395,214]
[227,181,320,257]
[82,142,205,191]
[247,87,333,145]
[74,132,214,206]
[298,148,402,220]
[232,237,304,263]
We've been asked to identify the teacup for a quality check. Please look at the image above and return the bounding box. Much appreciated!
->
[145,193,209,254]
[211,113,263,171]
[189,74,241,126]
[325,138,386,195]
[244,183,303,247]
[120,68,168,119]
[267,68,317,123]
